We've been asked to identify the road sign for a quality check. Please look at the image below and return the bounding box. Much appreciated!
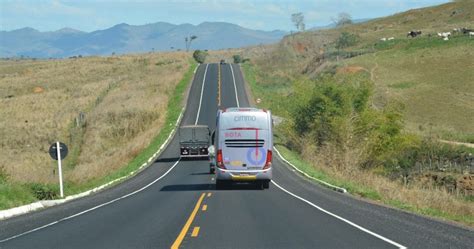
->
[49,141,67,198]
[49,142,68,160]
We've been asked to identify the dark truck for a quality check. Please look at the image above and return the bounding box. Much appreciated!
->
[179,125,210,158]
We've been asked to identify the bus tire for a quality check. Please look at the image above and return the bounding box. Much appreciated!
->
[263,180,270,189]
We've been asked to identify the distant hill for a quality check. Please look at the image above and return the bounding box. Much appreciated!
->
[0,22,287,58]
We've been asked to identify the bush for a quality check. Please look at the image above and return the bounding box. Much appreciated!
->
[193,50,208,63]
[283,73,411,171]
[233,55,242,64]
[29,183,58,200]
[290,75,373,145]
[336,32,358,50]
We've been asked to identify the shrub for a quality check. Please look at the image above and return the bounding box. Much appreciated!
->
[233,55,242,64]
[289,75,373,145]
[193,50,208,63]
[29,183,59,200]
[283,73,411,172]
[336,32,358,50]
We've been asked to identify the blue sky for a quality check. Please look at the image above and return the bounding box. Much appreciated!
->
[1,0,450,32]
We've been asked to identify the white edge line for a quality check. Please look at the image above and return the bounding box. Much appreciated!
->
[0,65,193,221]
[231,59,404,248]
[271,180,407,249]
[193,63,199,74]
[0,110,184,221]
[229,64,240,108]
[195,63,209,125]
[1,61,206,242]
[0,160,181,243]
[273,146,347,193]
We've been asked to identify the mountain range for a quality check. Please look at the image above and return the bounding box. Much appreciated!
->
[0,22,287,58]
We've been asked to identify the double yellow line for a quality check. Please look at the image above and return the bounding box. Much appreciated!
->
[171,192,211,249]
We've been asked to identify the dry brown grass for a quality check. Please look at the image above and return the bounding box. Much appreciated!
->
[0,52,190,184]
[302,144,474,223]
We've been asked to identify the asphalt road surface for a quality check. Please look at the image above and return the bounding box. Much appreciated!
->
[0,63,473,249]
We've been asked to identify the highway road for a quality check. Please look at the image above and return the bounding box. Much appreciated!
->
[0,63,473,249]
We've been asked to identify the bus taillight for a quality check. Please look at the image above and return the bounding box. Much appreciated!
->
[217,149,226,169]
[263,150,272,169]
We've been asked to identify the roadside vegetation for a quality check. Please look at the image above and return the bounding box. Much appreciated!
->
[0,52,195,209]
[242,1,473,226]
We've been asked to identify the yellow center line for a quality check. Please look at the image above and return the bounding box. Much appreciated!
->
[202,205,207,211]
[191,227,200,237]
[171,193,205,249]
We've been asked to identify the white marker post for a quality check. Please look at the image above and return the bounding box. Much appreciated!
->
[56,141,64,198]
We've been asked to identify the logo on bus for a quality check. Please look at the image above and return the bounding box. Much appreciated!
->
[234,116,257,122]
[225,132,242,138]
[246,147,266,165]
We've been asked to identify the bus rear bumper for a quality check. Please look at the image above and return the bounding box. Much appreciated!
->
[216,168,272,181]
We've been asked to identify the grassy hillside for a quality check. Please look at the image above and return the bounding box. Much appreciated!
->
[0,53,192,208]
[347,36,474,141]
[240,1,474,225]
[244,0,474,142]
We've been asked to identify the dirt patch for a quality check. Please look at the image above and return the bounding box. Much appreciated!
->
[293,42,308,53]
[33,86,44,93]
[439,139,474,149]
[337,66,367,74]
[416,173,474,195]
[458,175,474,196]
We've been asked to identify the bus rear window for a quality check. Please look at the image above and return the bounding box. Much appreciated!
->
[220,113,269,130]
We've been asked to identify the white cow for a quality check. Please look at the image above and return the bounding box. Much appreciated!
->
[438,32,451,40]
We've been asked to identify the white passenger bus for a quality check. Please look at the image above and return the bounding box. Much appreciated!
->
[212,108,273,189]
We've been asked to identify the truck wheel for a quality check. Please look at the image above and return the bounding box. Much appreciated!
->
[216,180,231,190]
[216,180,223,190]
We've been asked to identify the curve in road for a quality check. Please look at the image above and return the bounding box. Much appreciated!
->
[0,63,473,249]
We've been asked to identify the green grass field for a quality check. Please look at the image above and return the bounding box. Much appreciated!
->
[347,35,474,142]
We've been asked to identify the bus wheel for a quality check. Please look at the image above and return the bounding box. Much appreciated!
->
[263,180,270,189]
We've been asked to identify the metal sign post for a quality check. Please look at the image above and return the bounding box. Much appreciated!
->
[56,141,64,198]
[49,141,68,198]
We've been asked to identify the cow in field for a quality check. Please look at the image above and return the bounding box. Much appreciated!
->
[407,30,422,38]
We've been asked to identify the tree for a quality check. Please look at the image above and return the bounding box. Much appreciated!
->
[333,12,353,27]
[185,35,198,52]
[291,12,305,32]
[193,50,208,63]
[335,32,357,50]
[233,55,244,64]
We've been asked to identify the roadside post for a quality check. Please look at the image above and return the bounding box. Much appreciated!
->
[48,142,68,198]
